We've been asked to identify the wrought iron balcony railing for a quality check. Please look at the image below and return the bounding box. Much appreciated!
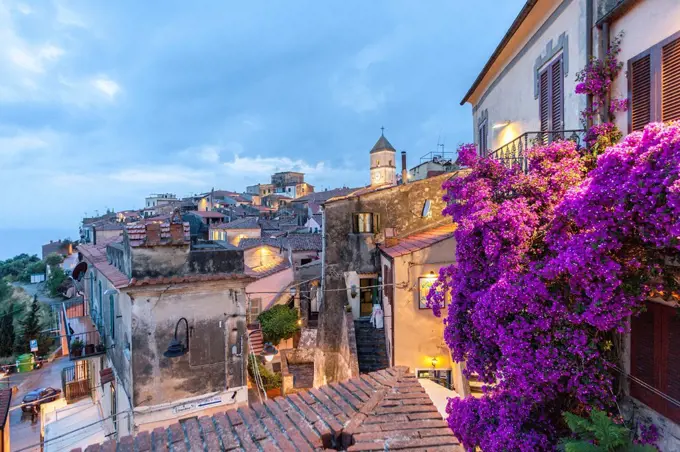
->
[62,301,106,361]
[61,364,92,403]
[488,130,586,173]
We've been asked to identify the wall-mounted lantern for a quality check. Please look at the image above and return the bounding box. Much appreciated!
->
[262,342,278,363]
[431,357,438,369]
[164,317,189,358]
[350,284,358,298]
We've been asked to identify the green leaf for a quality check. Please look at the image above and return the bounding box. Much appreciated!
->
[627,444,658,452]
[589,410,628,448]
[562,440,603,452]
[564,411,595,438]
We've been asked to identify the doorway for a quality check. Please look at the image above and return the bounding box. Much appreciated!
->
[360,278,377,317]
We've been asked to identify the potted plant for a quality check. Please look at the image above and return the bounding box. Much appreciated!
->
[95,343,105,353]
[70,338,83,357]
[84,342,95,355]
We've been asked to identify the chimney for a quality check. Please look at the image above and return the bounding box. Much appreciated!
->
[401,151,408,184]
[145,223,161,246]
[169,223,185,243]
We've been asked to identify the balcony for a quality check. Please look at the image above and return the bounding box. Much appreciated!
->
[61,363,92,403]
[489,130,585,173]
[62,299,106,361]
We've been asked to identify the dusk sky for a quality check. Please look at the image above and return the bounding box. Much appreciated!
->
[0,0,524,258]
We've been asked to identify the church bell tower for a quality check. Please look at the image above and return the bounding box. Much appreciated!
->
[369,128,397,187]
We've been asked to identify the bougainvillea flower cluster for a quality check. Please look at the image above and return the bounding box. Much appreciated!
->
[428,122,680,450]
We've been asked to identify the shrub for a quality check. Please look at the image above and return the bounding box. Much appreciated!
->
[247,355,282,391]
[257,304,300,345]
[558,410,657,451]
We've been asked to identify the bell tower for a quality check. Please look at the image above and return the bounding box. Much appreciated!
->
[369,128,397,187]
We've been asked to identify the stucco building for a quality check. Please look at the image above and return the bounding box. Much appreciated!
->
[47,216,254,446]
[317,133,465,394]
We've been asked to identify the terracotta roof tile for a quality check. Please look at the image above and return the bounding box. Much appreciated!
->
[380,223,457,258]
[0,388,11,430]
[245,260,292,279]
[74,367,462,452]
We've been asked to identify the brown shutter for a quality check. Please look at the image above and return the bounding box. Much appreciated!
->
[551,58,564,140]
[539,69,550,143]
[630,305,658,409]
[662,36,680,122]
[667,307,680,423]
[631,54,652,131]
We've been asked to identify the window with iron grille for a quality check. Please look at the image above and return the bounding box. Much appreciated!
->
[538,55,564,142]
[630,301,680,423]
[628,31,680,132]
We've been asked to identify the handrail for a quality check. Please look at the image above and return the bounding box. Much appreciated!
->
[488,129,586,173]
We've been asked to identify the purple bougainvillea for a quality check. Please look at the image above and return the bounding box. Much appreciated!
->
[428,122,680,450]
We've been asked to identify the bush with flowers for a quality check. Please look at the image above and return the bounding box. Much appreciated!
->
[427,121,680,450]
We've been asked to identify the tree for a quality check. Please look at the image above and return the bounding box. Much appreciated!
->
[0,305,15,357]
[46,266,67,298]
[0,278,12,303]
[44,252,64,268]
[257,305,300,345]
[18,296,42,354]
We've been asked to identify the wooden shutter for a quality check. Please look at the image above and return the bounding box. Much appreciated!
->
[539,69,550,143]
[662,36,680,122]
[667,309,680,422]
[630,54,652,131]
[631,301,680,423]
[551,58,564,140]
[631,306,657,409]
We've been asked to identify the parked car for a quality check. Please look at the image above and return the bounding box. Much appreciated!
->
[21,387,62,412]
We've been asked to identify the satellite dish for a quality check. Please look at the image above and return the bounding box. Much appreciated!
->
[72,262,88,281]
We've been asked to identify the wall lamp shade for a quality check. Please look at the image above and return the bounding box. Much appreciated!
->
[290,287,297,297]
[262,342,278,362]
[492,121,511,129]
[164,317,189,358]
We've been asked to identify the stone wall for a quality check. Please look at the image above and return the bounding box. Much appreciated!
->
[128,281,248,408]
[318,174,450,383]
[314,310,359,387]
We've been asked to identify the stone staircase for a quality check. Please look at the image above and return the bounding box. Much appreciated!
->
[354,318,389,373]
[467,373,486,397]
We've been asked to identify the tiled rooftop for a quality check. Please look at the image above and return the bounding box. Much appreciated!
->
[216,217,261,230]
[189,210,227,219]
[77,239,130,288]
[286,233,322,252]
[73,367,462,451]
[125,222,191,247]
[245,260,292,279]
[239,237,283,250]
[380,223,457,258]
[0,388,11,430]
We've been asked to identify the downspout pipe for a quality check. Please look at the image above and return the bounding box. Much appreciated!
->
[586,0,594,128]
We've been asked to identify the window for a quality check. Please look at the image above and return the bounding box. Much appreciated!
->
[478,118,488,157]
[248,298,262,324]
[628,32,680,132]
[538,55,564,141]
[630,301,680,423]
[109,294,115,341]
[352,213,380,234]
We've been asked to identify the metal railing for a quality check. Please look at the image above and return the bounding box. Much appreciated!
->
[62,302,106,361]
[488,130,585,173]
[61,364,91,403]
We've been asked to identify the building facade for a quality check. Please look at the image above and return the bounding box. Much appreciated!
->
[462,0,680,447]
[51,220,253,445]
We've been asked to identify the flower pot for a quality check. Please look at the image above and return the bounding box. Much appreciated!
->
[84,344,95,355]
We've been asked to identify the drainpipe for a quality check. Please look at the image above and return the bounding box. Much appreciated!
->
[586,0,594,128]
[601,20,611,123]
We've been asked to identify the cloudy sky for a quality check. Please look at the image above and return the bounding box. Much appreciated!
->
[0,0,524,257]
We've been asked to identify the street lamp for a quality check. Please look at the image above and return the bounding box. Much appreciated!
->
[261,342,278,363]
[164,317,189,358]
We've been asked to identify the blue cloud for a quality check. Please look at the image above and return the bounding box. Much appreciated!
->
[0,0,525,241]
